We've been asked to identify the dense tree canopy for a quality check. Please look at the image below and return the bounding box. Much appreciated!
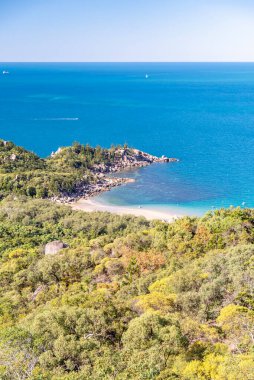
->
[0,197,253,379]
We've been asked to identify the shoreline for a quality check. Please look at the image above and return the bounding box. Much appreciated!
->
[50,146,180,220]
[51,147,179,204]
[70,198,183,222]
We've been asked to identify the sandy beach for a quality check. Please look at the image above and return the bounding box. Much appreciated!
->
[71,198,182,222]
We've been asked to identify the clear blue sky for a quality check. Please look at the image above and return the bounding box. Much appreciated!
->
[1,0,254,62]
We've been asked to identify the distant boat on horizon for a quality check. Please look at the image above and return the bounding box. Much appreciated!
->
[145,74,149,79]
[2,71,9,75]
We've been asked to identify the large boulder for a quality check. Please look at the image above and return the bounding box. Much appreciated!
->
[44,240,68,255]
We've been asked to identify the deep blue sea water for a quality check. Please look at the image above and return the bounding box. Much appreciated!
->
[1,62,254,215]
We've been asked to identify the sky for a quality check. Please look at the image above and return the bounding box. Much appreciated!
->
[1,0,254,62]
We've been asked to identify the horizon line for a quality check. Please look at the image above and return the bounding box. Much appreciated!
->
[1,61,254,64]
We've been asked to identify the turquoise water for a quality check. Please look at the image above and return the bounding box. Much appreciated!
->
[1,62,254,214]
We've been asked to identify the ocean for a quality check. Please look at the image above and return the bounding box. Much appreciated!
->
[1,62,254,215]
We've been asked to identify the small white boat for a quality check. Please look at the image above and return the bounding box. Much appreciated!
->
[2,71,9,75]
[145,74,149,79]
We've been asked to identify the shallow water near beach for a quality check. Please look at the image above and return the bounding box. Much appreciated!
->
[1,62,254,215]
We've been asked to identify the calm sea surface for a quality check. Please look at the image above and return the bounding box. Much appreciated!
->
[1,63,254,214]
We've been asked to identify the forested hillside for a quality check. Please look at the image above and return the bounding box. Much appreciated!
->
[0,140,117,200]
[0,196,253,379]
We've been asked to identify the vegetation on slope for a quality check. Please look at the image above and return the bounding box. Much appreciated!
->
[0,140,45,173]
[0,197,253,379]
[0,140,122,200]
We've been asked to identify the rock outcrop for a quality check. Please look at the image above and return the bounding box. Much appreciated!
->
[92,148,179,174]
[44,240,68,255]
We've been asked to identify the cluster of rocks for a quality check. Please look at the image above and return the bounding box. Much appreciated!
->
[92,148,179,174]
[130,149,178,164]
[53,176,135,204]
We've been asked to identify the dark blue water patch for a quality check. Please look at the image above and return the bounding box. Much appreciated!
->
[1,62,254,212]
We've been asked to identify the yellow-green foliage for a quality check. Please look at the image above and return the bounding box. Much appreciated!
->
[0,197,253,379]
[133,292,176,314]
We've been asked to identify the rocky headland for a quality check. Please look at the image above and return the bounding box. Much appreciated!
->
[54,148,179,204]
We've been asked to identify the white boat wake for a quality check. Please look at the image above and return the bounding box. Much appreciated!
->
[33,117,79,121]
